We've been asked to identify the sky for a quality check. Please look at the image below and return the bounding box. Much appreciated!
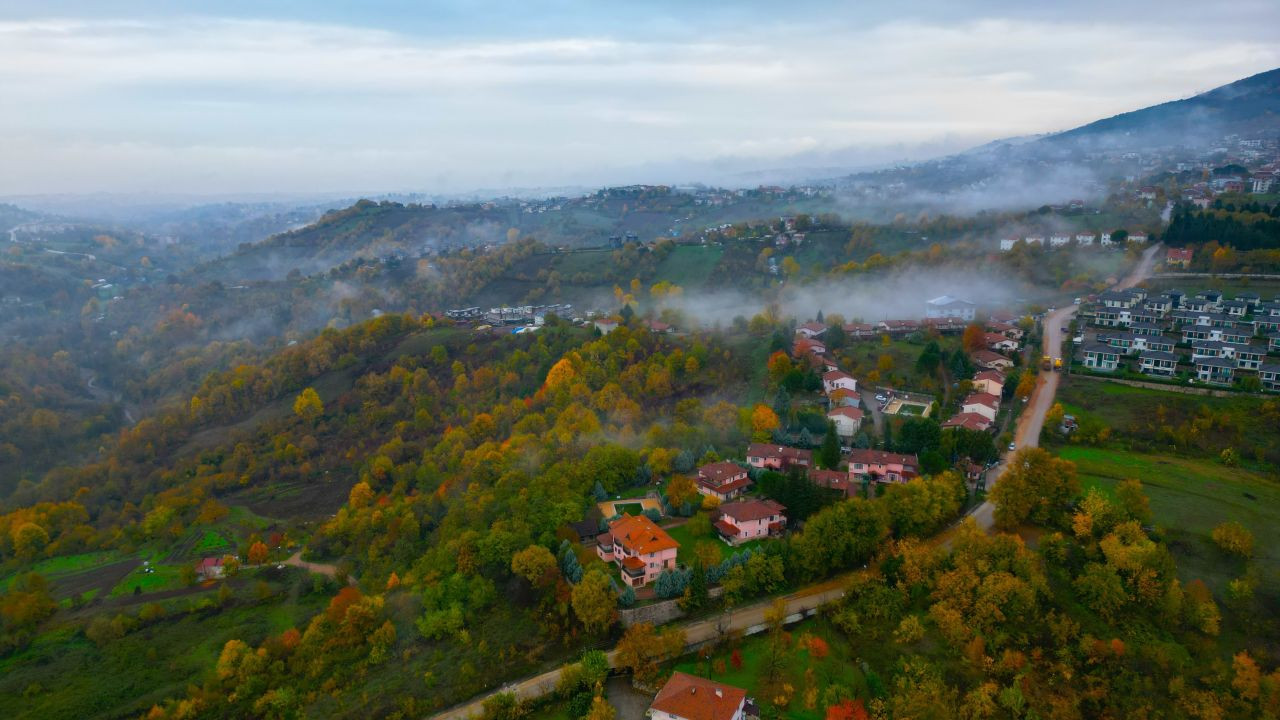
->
[0,1,1277,197]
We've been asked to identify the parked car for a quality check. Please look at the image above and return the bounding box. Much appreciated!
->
[1008,443,1017,451]
[875,394,887,402]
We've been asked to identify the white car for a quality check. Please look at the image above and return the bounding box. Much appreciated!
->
[1008,443,1017,451]
[875,394,887,402]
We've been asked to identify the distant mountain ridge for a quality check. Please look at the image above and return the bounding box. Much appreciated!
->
[1044,67,1280,151]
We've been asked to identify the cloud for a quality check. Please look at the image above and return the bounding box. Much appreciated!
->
[0,10,1276,194]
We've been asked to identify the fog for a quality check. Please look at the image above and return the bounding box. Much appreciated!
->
[654,265,1032,329]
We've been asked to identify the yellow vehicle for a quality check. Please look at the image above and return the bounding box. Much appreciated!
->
[1041,355,1053,371]
[1053,357,1063,370]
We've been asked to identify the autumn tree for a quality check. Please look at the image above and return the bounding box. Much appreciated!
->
[1015,373,1036,400]
[571,569,615,633]
[962,323,986,353]
[615,622,685,687]
[293,387,324,424]
[990,447,1079,529]
[665,474,700,511]
[1115,478,1152,524]
[247,541,269,565]
[585,695,616,720]
[1211,521,1254,558]
[751,404,781,442]
[511,545,558,587]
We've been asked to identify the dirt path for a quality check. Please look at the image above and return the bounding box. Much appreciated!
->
[283,551,341,578]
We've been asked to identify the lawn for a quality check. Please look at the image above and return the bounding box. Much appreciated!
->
[663,521,768,566]
[1058,446,1280,603]
[614,502,644,516]
[109,563,186,597]
[652,245,724,288]
[670,616,868,720]
[194,530,232,555]
[0,551,117,588]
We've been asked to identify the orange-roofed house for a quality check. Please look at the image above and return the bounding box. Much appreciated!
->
[595,514,678,588]
[649,672,749,720]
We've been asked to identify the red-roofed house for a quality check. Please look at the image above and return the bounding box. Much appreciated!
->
[809,468,856,497]
[971,350,1014,370]
[972,369,1005,396]
[826,406,864,439]
[595,514,679,587]
[696,461,752,501]
[793,337,826,357]
[645,319,675,333]
[746,443,812,471]
[846,449,919,483]
[650,672,748,720]
[961,392,1001,422]
[714,499,786,545]
[795,321,828,338]
[941,412,993,432]
[1166,247,1193,269]
[195,557,224,581]
[984,333,1019,352]
[822,369,857,394]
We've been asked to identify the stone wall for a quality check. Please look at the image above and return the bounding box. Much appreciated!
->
[619,587,723,627]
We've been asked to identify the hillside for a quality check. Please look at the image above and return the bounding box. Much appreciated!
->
[1047,67,1280,151]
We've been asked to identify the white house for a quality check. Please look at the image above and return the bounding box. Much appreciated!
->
[822,369,857,394]
[1049,235,1071,247]
[960,392,1000,422]
[1075,234,1096,246]
[827,406,864,439]
[650,673,747,720]
[926,295,976,321]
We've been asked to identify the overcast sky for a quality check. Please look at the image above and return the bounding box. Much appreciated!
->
[1,1,1277,196]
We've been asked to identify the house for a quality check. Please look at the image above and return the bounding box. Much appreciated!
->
[826,406,864,440]
[842,322,877,340]
[714,499,786,545]
[972,369,1005,396]
[985,333,1019,352]
[1081,342,1121,372]
[961,392,1000,422]
[1049,234,1071,247]
[1269,332,1280,352]
[1138,350,1178,377]
[986,321,1024,339]
[925,295,976,321]
[696,461,753,501]
[1233,344,1267,370]
[1166,248,1193,268]
[1259,363,1280,392]
[1129,234,1148,244]
[1076,233,1096,246]
[195,557,224,581]
[746,443,813,472]
[999,237,1018,251]
[793,337,826,357]
[941,412,993,432]
[822,369,857,394]
[970,350,1014,370]
[649,672,748,720]
[809,468,857,498]
[795,321,828,339]
[1223,300,1249,317]
[846,449,919,483]
[645,319,675,333]
[1194,357,1235,385]
[595,514,678,588]
[827,387,859,407]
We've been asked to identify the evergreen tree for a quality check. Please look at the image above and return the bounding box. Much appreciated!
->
[618,584,636,608]
[680,561,708,611]
[820,421,842,469]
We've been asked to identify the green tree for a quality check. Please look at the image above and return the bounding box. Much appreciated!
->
[990,448,1079,529]
[819,421,842,469]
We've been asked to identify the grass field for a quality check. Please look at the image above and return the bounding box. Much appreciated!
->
[652,245,724,288]
[1058,446,1280,603]
[614,502,644,516]
[109,563,186,598]
[0,551,118,589]
[662,522,768,566]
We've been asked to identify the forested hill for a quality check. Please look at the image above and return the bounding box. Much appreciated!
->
[1044,67,1280,151]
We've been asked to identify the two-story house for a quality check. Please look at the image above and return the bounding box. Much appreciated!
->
[1081,342,1121,372]
[596,514,678,588]
[714,499,786,546]
[1138,350,1178,377]
[649,673,748,720]
[826,406,864,440]
[846,449,919,484]
[821,369,857,395]
[746,443,813,472]
[695,461,753,501]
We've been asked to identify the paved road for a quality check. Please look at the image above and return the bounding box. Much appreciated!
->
[428,574,853,720]
[953,243,1162,536]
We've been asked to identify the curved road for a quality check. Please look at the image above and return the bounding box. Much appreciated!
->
[956,243,1162,536]
[430,244,1163,719]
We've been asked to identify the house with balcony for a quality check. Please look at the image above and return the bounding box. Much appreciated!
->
[1233,344,1267,370]
[596,514,678,588]
[1259,364,1280,392]
[846,449,919,484]
[1081,342,1121,372]
[1138,350,1178,377]
[822,369,858,395]
[746,443,813,472]
[1194,357,1235,385]
[714,499,786,546]
[695,461,753,501]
